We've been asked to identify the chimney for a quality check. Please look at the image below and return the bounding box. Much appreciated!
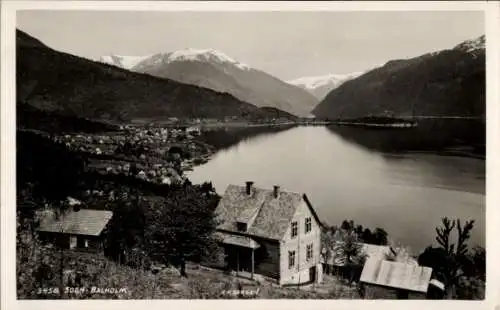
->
[245,181,254,195]
[273,185,280,198]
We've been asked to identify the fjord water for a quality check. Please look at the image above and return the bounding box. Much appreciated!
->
[188,124,485,254]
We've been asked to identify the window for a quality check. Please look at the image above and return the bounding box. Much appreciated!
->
[288,251,296,269]
[305,217,312,233]
[306,243,313,261]
[69,236,77,249]
[291,221,298,238]
[236,222,247,232]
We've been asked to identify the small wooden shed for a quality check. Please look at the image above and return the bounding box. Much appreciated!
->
[37,209,113,253]
[359,258,433,299]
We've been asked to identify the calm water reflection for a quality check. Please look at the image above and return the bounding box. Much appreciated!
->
[189,125,485,254]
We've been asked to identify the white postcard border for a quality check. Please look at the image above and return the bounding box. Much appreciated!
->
[2,1,499,310]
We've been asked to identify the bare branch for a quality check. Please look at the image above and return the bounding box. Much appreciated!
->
[436,217,455,252]
[455,219,475,256]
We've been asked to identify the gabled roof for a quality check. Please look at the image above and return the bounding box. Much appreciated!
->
[360,258,433,293]
[215,184,320,241]
[37,209,113,236]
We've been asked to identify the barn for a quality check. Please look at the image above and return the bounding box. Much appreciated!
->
[359,257,433,299]
[37,208,113,254]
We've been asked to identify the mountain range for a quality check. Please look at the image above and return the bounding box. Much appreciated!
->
[313,35,486,120]
[17,30,297,126]
[287,72,365,100]
[99,49,318,117]
[17,28,485,130]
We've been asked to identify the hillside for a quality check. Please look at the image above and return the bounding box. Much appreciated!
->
[312,36,485,119]
[18,247,358,299]
[17,30,287,124]
[103,49,319,117]
[17,104,118,134]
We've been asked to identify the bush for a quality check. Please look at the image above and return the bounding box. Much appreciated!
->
[456,276,485,300]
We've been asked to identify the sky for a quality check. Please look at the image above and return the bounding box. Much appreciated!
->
[17,10,484,81]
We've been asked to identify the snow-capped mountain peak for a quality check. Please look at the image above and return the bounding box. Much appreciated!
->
[288,72,364,90]
[101,49,252,71]
[287,69,378,100]
[169,48,250,70]
[453,35,485,53]
[133,48,251,71]
[99,54,151,70]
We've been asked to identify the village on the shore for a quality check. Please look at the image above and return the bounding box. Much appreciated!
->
[15,118,485,300]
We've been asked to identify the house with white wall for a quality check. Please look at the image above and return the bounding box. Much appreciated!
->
[214,182,323,286]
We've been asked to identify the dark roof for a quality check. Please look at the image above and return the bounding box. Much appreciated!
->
[360,258,433,293]
[215,184,319,241]
[37,209,113,236]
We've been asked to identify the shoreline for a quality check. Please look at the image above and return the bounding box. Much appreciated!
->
[332,121,417,129]
[195,124,485,161]
[383,149,486,160]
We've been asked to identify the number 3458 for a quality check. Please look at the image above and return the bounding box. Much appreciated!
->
[37,287,60,295]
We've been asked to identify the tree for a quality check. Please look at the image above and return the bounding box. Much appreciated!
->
[168,146,184,158]
[469,246,486,280]
[340,220,353,231]
[455,275,485,300]
[332,230,366,284]
[454,245,486,300]
[372,228,389,246]
[361,228,373,244]
[143,184,220,277]
[17,131,85,210]
[418,217,479,299]
[329,225,338,235]
[355,225,364,236]
[418,246,450,272]
[104,186,146,265]
[320,228,333,274]
[435,217,455,254]
[341,231,362,265]
[200,181,215,195]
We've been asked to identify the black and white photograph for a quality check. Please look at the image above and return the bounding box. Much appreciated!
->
[1,1,499,306]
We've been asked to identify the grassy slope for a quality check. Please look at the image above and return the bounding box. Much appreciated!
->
[28,249,359,299]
